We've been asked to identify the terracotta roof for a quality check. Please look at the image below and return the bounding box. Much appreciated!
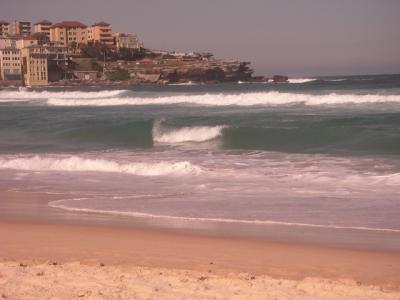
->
[0,21,9,25]
[92,22,110,27]
[51,21,87,29]
[34,20,52,25]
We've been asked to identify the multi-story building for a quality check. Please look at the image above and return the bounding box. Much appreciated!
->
[50,21,87,47]
[34,20,52,39]
[0,48,22,80]
[15,36,38,49]
[45,43,68,82]
[21,44,69,85]
[87,22,113,46]
[114,32,142,49]
[0,37,14,48]
[0,36,38,50]
[13,20,31,36]
[21,45,48,85]
[0,21,10,36]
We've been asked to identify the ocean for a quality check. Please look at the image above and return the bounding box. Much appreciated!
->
[1,74,400,238]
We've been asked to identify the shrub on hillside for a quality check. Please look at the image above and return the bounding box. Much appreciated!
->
[107,68,130,81]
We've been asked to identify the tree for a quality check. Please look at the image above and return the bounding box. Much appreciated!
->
[107,68,130,81]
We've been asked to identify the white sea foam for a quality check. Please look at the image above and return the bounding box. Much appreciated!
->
[153,121,225,143]
[288,78,316,83]
[2,89,400,106]
[42,91,400,106]
[168,81,197,86]
[327,78,346,82]
[48,198,400,233]
[0,155,202,176]
[0,89,128,102]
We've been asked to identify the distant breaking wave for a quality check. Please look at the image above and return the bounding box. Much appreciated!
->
[287,78,316,83]
[2,89,400,106]
[45,91,400,106]
[0,89,127,101]
[153,120,225,143]
[326,78,347,82]
[0,155,202,176]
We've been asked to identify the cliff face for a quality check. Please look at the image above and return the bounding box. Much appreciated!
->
[104,57,256,84]
[46,50,268,86]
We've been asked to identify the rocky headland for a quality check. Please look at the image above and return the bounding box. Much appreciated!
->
[52,49,273,86]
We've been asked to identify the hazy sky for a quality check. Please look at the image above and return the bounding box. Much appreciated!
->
[1,0,399,76]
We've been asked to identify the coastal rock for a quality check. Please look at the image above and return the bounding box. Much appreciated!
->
[132,73,160,83]
[102,57,258,85]
[273,75,289,83]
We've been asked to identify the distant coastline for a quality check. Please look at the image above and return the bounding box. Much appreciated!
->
[0,19,292,87]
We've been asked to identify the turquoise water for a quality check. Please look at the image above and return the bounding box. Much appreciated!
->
[0,74,400,232]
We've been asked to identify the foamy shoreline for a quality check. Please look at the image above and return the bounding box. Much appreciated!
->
[1,189,399,251]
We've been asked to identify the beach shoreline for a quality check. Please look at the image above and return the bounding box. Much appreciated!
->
[1,182,400,298]
[1,219,400,299]
[1,188,400,251]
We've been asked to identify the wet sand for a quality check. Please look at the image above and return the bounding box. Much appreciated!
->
[1,220,400,299]
[0,189,400,299]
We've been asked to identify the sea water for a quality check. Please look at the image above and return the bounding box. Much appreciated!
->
[0,74,400,234]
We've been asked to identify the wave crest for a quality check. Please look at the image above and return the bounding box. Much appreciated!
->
[45,91,400,106]
[0,155,202,176]
[153,121,225,143]
[0,89,128,102]
[2,89,400,107]
[288,78,316,83]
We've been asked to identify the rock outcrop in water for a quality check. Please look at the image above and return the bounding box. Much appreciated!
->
[273,75,289,83]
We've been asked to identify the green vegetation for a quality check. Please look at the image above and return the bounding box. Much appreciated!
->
[71,58,103,72]
[162,54,176,60]
[79,44,145,62]
[107,68,130,81]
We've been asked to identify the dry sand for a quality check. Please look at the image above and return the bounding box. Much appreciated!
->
[1,261,400,300]
[0,221,400,299]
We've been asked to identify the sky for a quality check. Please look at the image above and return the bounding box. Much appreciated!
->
[1,0,399,76]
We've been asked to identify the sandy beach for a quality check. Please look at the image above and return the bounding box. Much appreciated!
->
[1,76,400,299]
[1,219,400,299]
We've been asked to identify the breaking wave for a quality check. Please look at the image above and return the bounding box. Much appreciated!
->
[326,78,347,82]
[287,78,316,83]
[45,91,400,106]
[0,155,202,176]
[2,89,400,106]
[0,89,128,102]
[153,121,225,143]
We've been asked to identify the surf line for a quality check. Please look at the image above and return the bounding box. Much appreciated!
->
[48,197,400,233]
